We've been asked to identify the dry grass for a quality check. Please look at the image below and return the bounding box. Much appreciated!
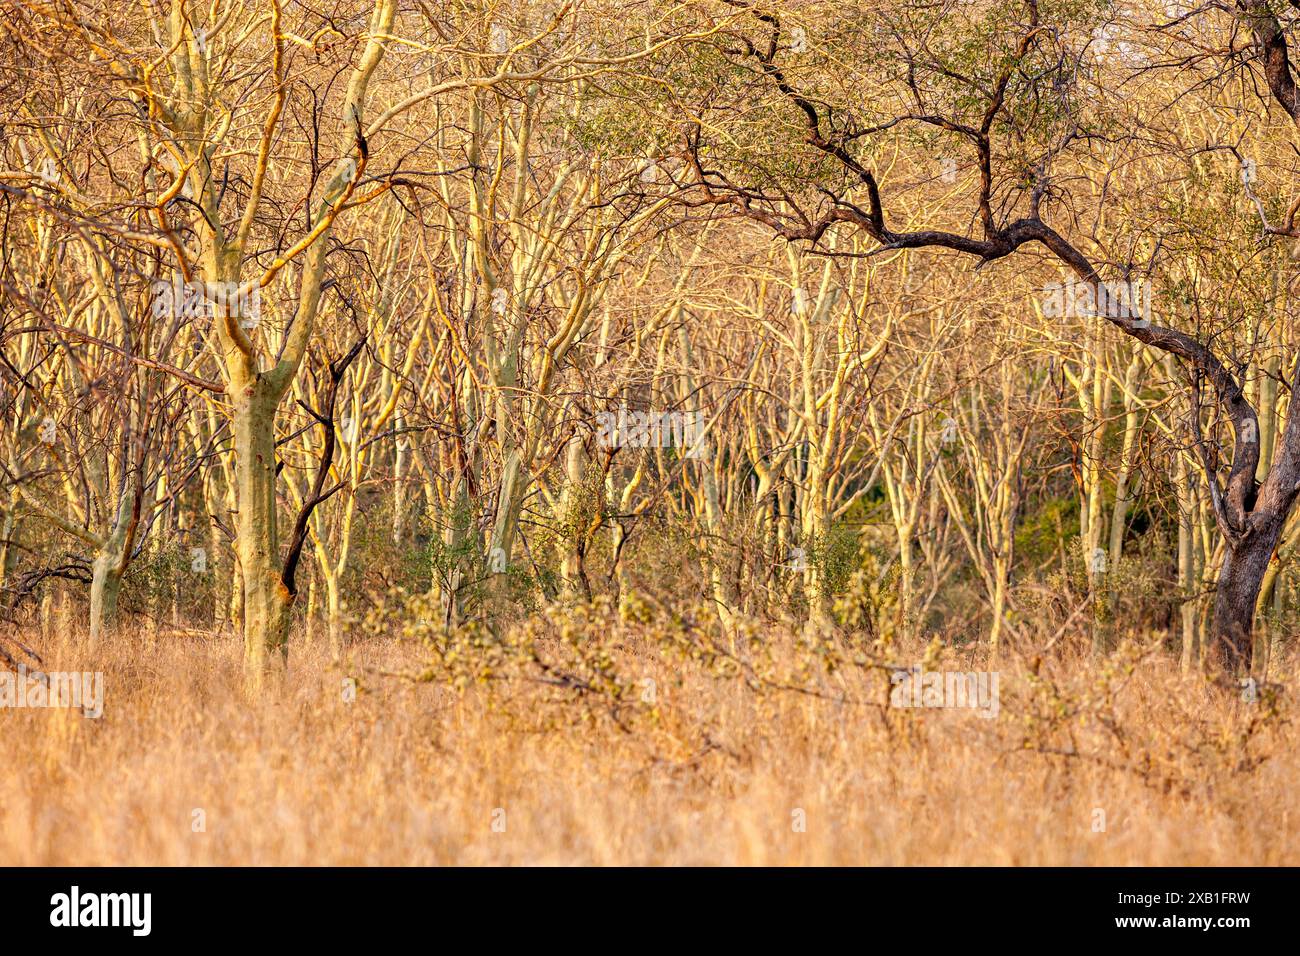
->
[2,609,1297,866]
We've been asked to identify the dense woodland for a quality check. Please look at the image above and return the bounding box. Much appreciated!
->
[3,0,1300,685]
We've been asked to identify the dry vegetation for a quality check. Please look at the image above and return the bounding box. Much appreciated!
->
[2,608,1294,866]
[7,0,1300,868]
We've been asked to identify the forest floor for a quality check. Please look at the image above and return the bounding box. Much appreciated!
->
[1,614,1295,865]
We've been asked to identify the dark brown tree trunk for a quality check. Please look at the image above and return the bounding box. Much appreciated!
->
[1208,514,1286,675]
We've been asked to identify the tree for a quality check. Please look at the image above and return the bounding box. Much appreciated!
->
[658,0,1300,674]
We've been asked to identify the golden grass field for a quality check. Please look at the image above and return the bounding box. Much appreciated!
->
[2,606,1296,866]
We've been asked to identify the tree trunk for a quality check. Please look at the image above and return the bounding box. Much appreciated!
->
[0,487,19,590]
[1177,475,1199,673]
[233,379,293,676]
[88,481,138,644]
[305,575,317,647]
[489,448,523,581]
[392,414,408,546]
[325,572,343,659]
[989,556,1009,656]
[559,429,587,598]
[88,549,123,643]
[1208,517,1286,674]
